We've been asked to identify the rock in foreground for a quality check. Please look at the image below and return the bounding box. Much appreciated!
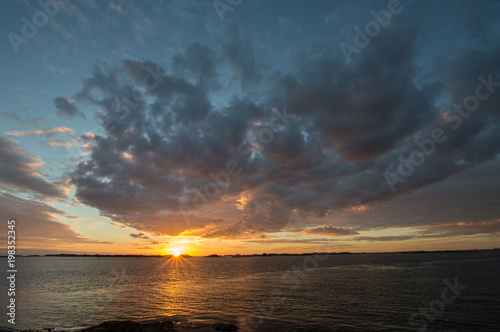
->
[80,320,176,332]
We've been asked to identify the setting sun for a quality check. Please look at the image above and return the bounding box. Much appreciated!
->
[172,248,182,257]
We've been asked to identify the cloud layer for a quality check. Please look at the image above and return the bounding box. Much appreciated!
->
[0,193,111,250]
[65,9,500,240]
[0,137,63,197]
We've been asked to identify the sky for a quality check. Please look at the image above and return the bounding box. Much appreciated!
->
[1,0,499,256]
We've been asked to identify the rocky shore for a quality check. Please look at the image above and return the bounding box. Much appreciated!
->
[0,320,239,332]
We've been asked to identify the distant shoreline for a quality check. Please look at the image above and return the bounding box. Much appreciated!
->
[1,248,498,258]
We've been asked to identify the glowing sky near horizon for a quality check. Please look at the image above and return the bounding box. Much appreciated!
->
[0,0,499,256]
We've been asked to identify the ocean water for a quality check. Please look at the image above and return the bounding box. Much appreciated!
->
[1,250,499,331]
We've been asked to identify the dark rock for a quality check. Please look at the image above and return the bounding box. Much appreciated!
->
[210,323,238,331]
[79,320,176,332]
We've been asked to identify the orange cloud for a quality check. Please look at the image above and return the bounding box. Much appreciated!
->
[47,141,77,148]
[5,126,74,137]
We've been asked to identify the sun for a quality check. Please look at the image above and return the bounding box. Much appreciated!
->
[172,248,182,257]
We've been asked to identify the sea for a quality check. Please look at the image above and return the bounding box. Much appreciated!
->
[1,250,499,331]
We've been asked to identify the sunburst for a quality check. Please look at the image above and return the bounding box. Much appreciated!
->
[172,248,182,257]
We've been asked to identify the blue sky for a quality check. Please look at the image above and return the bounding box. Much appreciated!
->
[1,0,500,255]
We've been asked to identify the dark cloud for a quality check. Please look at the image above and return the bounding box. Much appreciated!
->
[321,159,500,241]
[414,220,500,239]
[302,226,359,237]
[172,42,220,90]
[129,232,148,239]
[353,236,415,242]
[351,220,500,242]
[244,238,338,245]
[129,232,166,246]
[69,9,500,240]
[218,23,261,89]
[272,22,435,162]
[0,137,63,198]
[53,97,86,119]
[129,232,147,239]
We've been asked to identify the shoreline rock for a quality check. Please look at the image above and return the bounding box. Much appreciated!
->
[0,320,239,332]
[79,320,176,331]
